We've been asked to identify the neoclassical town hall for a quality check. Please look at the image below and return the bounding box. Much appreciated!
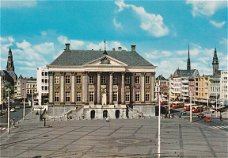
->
[47,43,156,119]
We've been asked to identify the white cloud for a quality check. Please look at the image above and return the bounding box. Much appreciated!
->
[41,31,47,36]
[57,35,85,49]
[186,0,227,17]
[210,20,226,28]
[34,42,55,54]
[220,38,228,46]
[115,0,169,37]
[113,17,123,29]
[0,0,37,8]
[0,36,14,43]
[16,40,31,49]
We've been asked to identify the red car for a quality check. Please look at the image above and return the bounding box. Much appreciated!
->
[184,105,190,111]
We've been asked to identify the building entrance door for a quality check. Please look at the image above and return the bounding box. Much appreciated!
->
[90,110,95,120]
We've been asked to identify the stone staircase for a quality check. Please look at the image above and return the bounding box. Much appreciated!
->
[67,106,84,120]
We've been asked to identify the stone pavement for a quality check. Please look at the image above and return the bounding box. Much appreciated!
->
[0,111,227,158]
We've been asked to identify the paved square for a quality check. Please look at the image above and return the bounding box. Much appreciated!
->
[0,112,227,158]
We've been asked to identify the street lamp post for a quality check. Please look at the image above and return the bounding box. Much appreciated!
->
[216,91,218,118]
[158,94,161,157]
[190,93,192,123]
[6,88,10,134]
[22,88,25,120]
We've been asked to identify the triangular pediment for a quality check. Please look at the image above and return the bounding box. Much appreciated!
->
[83,55,128,67]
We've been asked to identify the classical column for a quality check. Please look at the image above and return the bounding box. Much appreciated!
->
[82,72,88,103]
[60,73,65,103]
[141,73,145,102]
[97,73,101,104]
[71,73,75,103]
[49,72,54,104]
[151,73,155,102]
[109,73,113,104]
[131,74,135,102]
[121,73,125,104]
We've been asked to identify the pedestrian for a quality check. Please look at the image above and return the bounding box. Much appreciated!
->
[220,112,222,121]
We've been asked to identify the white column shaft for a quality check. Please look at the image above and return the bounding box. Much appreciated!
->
[121,73,125,104]
[97,73,100,104]
[141,74,145,102]
[49,75,53,103]
[71,75,75,103]
[109,73,113,104]
[82,74,88,103]
[60,75,64,103]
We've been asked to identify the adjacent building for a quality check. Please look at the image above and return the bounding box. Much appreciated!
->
[155,75,169,101]
[14,76,37,104]
[220,70,228,104]
[37,66,49,105]
[47,43,156,119]
[169,47,199,102]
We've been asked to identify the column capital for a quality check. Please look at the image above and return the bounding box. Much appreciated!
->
[60,72,66,76]
[151,72,156,76]
[71,72,76,75]
[48,72,55,76]
[82,72,88,76]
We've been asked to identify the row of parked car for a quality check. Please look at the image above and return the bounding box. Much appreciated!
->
[170,101,203,113]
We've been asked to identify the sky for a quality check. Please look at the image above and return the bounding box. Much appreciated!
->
[0,0,227,78]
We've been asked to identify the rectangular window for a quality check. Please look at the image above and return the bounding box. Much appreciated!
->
[113,92,117,101]
[42,86,44,90]
[42,79,44,83]
[101,76,106,84]
[89,76,94,84]
[113,76,118,85]
[54,92,60,102]
[42,72,45,76]
[89,92,94,102]
[125,76,130,84]
[65,92,70,102]
[125,92,130,102]
[54,76,60,84]
[76,76,81,84]
[45,72,48,76]
[45,86,48,90]
[145,92,150,101]
[145,76,150,84]
[76,92,81,102]
[135,76,140,84]
[135,92,140,101]
[65,76,70,84]
[45,79,48,83]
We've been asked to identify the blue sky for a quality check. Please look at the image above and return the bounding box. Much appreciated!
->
[1,0,227,78]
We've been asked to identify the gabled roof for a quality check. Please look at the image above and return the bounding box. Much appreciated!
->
[173,69,199,78]
[156,75,167,80]
[50,50,154,67]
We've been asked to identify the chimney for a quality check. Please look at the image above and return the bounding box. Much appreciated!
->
[118,47,122,51]
[131,45,136,52]
[65,43,70,51]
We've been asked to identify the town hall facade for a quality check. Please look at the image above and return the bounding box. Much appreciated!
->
[47,44,156,119]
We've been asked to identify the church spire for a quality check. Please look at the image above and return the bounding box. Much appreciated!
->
[6,48,15,72]
[212,47,219,76]
[187,44,191,71]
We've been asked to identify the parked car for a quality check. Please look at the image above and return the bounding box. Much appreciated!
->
[171,102,184,109]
